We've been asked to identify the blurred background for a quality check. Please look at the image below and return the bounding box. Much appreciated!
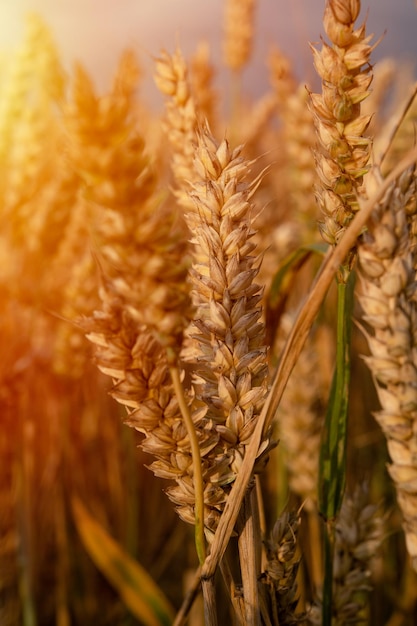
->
[1,0,417,106]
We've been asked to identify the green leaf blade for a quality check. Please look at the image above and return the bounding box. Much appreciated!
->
[318,274,354,521]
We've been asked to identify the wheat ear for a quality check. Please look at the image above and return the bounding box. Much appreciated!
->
[310,0,375,278]
[190,42,217,129]
[185,124,270,534]
[66,55,214,563]
[223,0,256,73]
[184,124,271,623]
[357,167,417,572]
[154,48,199,212]
[261,509,304,625]
[269,46,317,225]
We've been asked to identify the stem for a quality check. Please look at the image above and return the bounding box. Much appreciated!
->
[201,578,218,626]
[17,397,37,626]
[319,274,353,624]
[322,520,335,626]
[237,488,261,626]
[219,556,245,624]
[307,510,323,590]
[169,365,206,565]
[123,425,139,560]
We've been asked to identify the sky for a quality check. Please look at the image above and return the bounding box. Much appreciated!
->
[0,0,416,108]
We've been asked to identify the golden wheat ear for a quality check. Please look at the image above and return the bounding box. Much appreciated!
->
[66,52,208,525]
[190,42,218,130]
[182,123,271,534]
[183,121,275,623]
[268,45,318,231]
[357,167,417,573]
[310,0,376,278]
[223,0,256,72]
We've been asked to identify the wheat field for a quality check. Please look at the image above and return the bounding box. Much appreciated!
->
[1,1,417,624]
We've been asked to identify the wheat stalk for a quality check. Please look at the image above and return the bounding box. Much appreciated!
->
[183,123,272,622]
[65,53,213,551]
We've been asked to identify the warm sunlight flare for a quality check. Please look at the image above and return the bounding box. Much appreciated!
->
[1,2,417,625]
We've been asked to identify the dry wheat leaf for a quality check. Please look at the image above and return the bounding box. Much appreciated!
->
[72,496,175,626]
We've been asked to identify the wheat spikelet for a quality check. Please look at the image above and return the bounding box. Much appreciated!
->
[357,167,417,572]
[308,483,385,625]
[310,0,375,277]
[223,0,256,72]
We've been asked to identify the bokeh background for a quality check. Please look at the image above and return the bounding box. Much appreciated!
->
[1,0,417,106]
